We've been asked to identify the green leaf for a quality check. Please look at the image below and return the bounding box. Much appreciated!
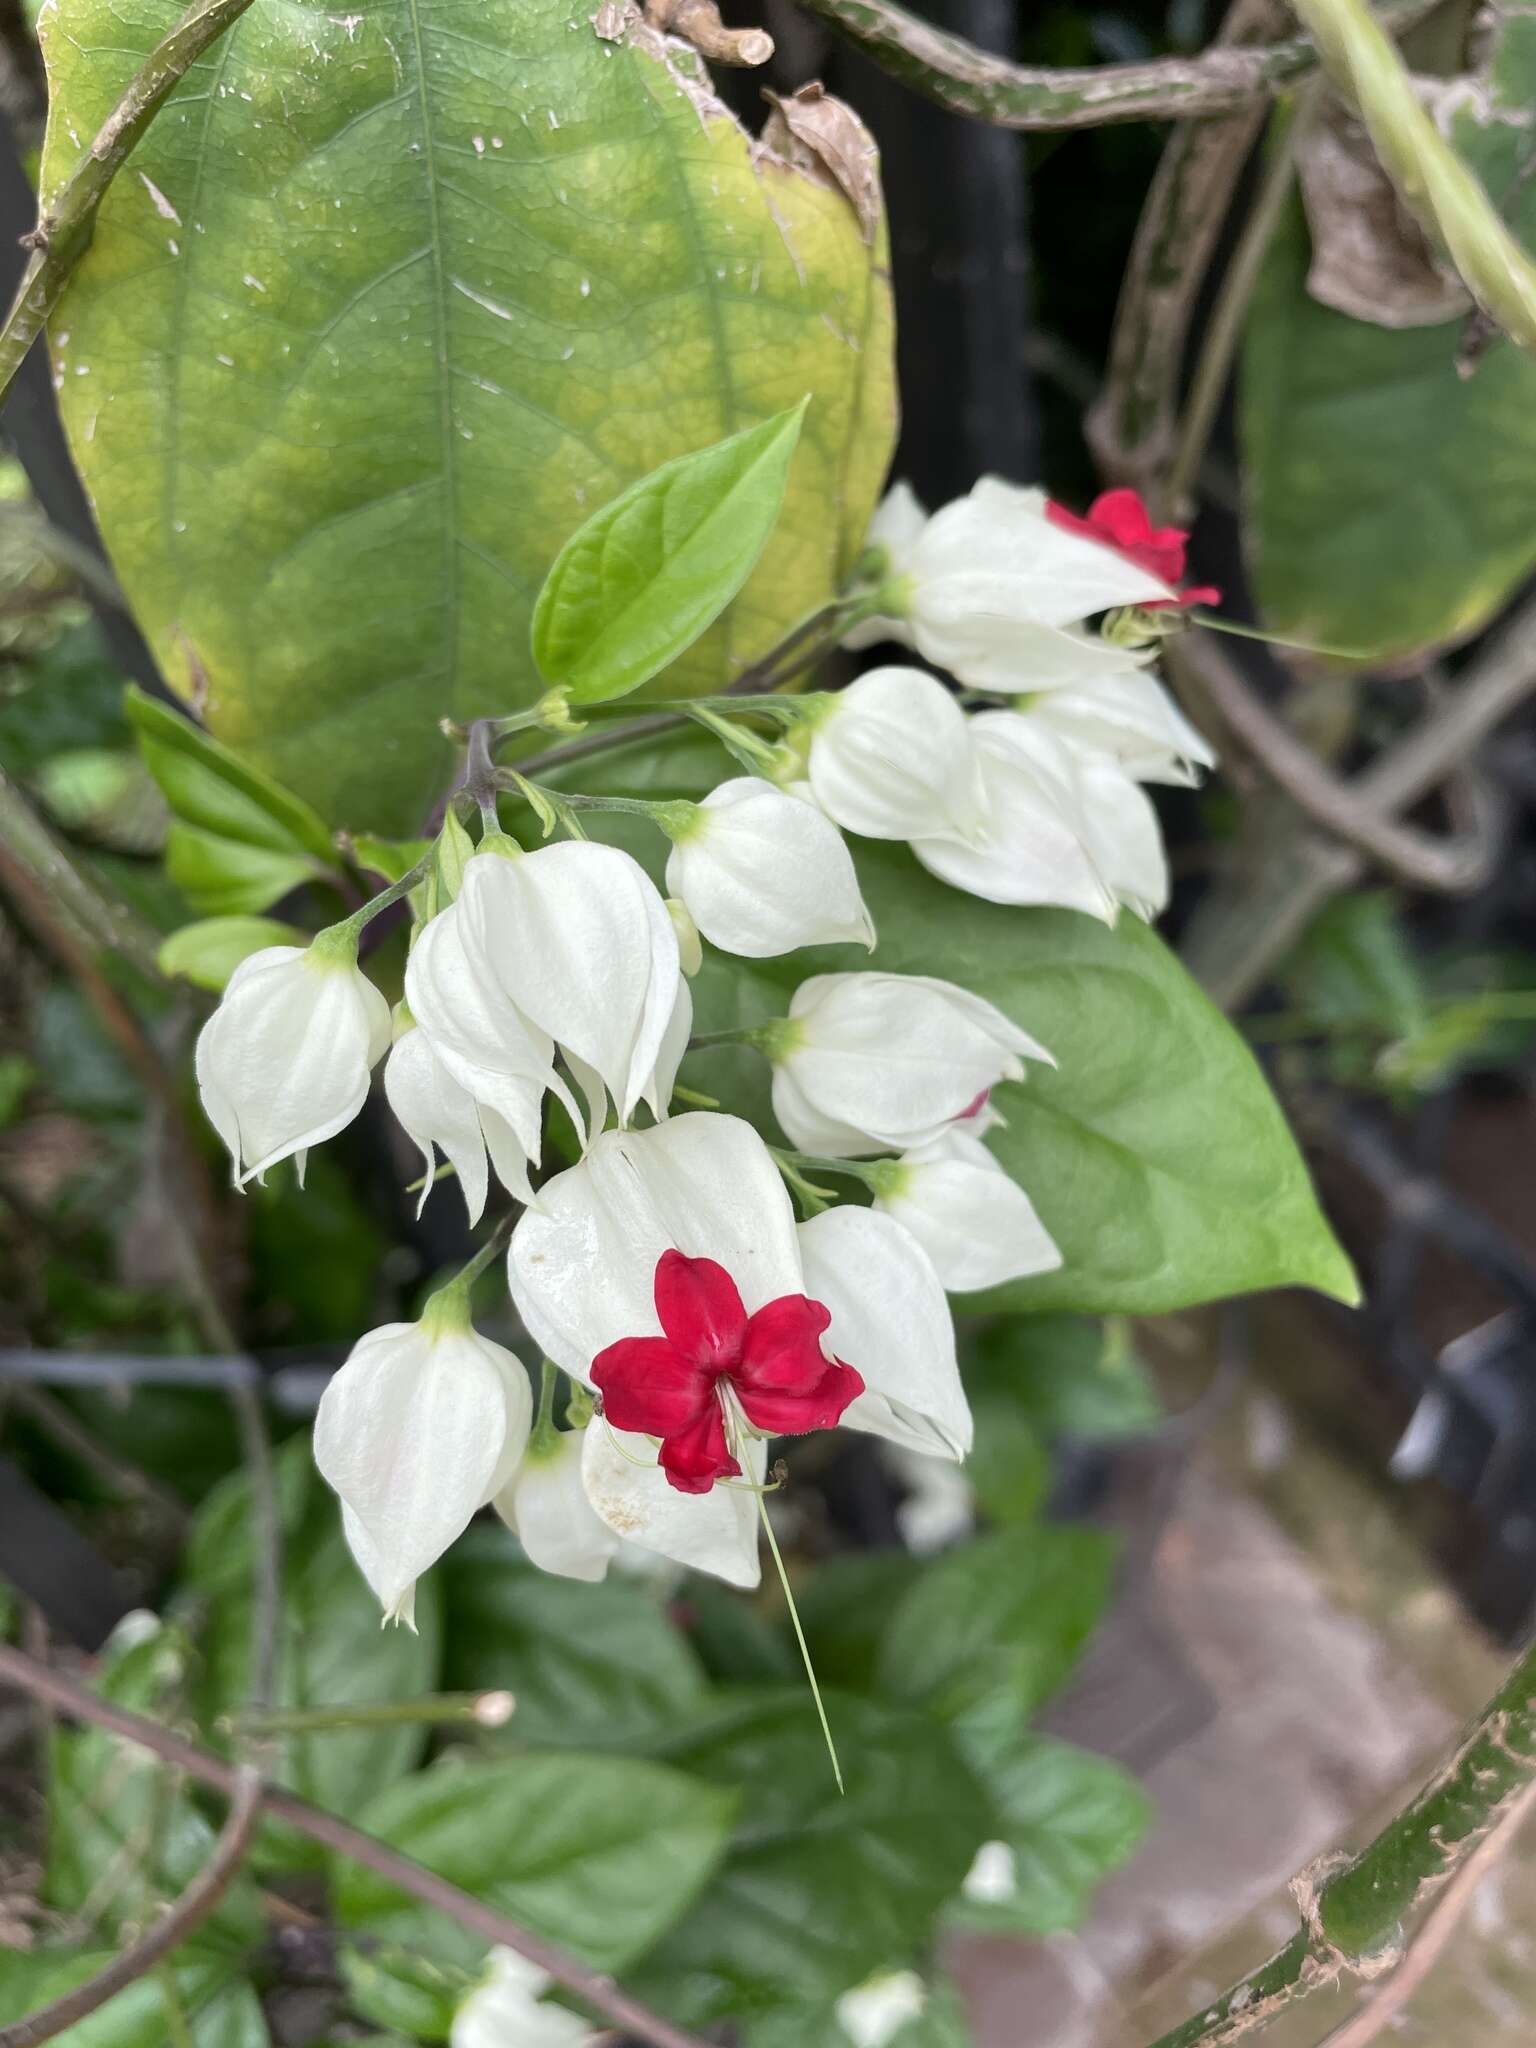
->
[875,1525,1115,1730]
[1279,891,1427,1039]
[532,405,807,703]
[181,1441,441,1870]
[438,1523,709,1746]
[125,689,336,863]
[1242,12,1536,662]
[796,1551,924,1695]
[333,1752,735,2021]
[630,1693,989,2026]
[42,4,894,830]
[948,1736,1150,1936]
[158,914,307,990]
[46,1626,263,1954]
[0,1955,268,2047]
[687,842,1358,1314]
[965,1315,1163,1445]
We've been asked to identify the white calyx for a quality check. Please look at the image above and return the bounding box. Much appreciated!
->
[664,775,875,958]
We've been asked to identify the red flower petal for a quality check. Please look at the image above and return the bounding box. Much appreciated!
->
[736,1293,835,1397]
[1179,583,1223,609]
[591,1336,716,1437]
[1087,488,1154,549]
[653,1249,747,1371]
[1048,488,1209,597]
[734,1357,866,1437]
[659,1400,741,1494]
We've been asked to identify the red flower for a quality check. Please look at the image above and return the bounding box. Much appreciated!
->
[590,1250,865,1494]
[1045,487,1221,610]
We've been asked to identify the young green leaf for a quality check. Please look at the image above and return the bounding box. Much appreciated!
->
[158,915,307,991]
[531,403,808,704]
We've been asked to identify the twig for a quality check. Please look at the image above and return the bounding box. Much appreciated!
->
[0,0,259,407]
[228,1690,515,1738]
[1315,1779,1536,2048]
[0,767,164,979]
[788,0,1439,131]
[1141,1635,1536,2048]
[0,1644,712,2048]
[0,1765,263,2048]
[1089,0,1288,493]
[227,1379,280,1719]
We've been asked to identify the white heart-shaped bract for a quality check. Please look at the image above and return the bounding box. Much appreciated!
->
[580,1419,765,1589]
[495,1427,618,1584]
[806,667,987,845]
[195,944,390,1187]
[460,841,679,1127]
[314,1317,532,1622]
[842,481,930,652]
[796,1205,971,1461]
[911,714,1118,922]
[771,971,1053,1158]
[665,778,874,959]
[1026,659,1216,785]
[874,1126,1061,1292]
[1075,752,1171,921]
[403,896,561,1163]
[384,1021,536,1219]
[642,973,693,1123]
[507,1112,804,1384]
[451,1947,596,2048]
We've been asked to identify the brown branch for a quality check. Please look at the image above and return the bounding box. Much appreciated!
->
[0,1766,263,2048]
[0,1644,712,2048]
[790,0,1441,132]
[1316,1778,1536,2048]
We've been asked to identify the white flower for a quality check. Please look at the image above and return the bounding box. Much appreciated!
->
[459,841,679,1129]
[846,477,1176,689]
[495,1425,617,1584]
[871,1125,1060,1292]
[1074,751,1170,922]
[403,895,567,1187]
[962,1840,1019,1904]
[888,1444,976,1554]
[908,713,1118,922]
[1024,660,1216,786]
[194,935,390,1187]
[643,973,693,1122]
[769,971,1052,1158]
[384,1018,535,1220]
[664,777,874,958]
[451,1947,595,2048]
[796,1206,971,1458]
[804,666,987,844]
[507,1113,969,1583]
[313,1303,532,1625]
[835,1970,929,2048]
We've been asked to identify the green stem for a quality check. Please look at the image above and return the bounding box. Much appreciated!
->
[230,1692,513,1738]
[0,766,165,980]
[1144,1636,1536,2048]
[789,0,1439,133]
[755,1485,844,1795]
[1287,0,1536,352]
[0,0,260,407]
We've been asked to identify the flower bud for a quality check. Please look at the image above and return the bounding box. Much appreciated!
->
[665,896,704,978]
[768,971,1052,1158]
[451,1947,596,2048]
[664,777,875,959]
[314,1300,532,1625]
[806,667,986,844]
[871,1126,1061,1292]
[835,1972,929,2048]
[194,934,390,1187]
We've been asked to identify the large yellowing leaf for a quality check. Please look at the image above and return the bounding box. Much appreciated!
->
[40,0,894,829]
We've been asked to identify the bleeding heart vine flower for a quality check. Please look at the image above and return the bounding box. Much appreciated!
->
[867,1125,1061,1292]
[450,1947,597,2048]
[507,1113,971,1585]
[384,1014,538,1221]
[909,713,1119,922]
[495,1418,618,1584]
[195,930,390,1187]
[803,666,988,845]
[766,971,1053,1158]
[313,1284,532,1627]
[458,838,679,1130]
[1045,487,1222,609]
[835,1972,930,2048]
[1073,748,1170,922]
[846,477,1179,689]
[663,776,875,958]
[1022,660,1216,786]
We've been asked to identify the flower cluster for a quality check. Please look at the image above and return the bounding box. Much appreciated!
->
[801,476,1217,921]
[188,467,1217,1615]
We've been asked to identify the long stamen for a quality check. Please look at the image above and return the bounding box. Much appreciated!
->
[753,1468,844,1795]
